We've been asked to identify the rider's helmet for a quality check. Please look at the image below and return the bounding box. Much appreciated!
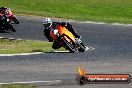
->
[43,18,52,28]
[5,8,12,17]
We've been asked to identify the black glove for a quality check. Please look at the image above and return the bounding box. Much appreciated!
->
[61,22,67,27]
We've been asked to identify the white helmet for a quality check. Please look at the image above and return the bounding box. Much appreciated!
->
[43,18,52,28]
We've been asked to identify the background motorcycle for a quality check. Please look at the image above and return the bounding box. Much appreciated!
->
[50,24,86,53]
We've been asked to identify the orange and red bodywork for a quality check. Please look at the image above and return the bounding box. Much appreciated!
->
[50,25,75,42]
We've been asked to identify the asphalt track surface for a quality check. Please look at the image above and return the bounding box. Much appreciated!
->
[0,16,132,88]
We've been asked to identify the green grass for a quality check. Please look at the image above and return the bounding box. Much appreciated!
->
[1,0,132,23]
[0,84,35,88]
[0,39,65,54]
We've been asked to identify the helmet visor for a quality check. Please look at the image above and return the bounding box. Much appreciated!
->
[43,23,51,28]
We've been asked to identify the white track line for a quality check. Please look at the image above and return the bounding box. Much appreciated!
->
[0,37,14,39]
[0,37,4,38]
[0,37,22,40]
[79,21,132,26]
[85,46,95,51]
[0,52,43,56]
[54,50,69,53]
[0,80,61,85]
[85,46,90,51]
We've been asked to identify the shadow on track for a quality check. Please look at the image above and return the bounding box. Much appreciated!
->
[0,30,11,33]
[45,51,71,54]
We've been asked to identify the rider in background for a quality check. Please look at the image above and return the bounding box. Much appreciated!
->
[0,7,13,18]
[0,7,12,17]
[43,18,81,49]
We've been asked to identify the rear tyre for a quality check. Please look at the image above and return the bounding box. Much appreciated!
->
[4,22,16,32]
[61,36,76,53]
[10,27,16,32]
[8,24,16,32]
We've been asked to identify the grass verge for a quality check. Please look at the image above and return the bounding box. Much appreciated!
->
[0,39,65,54]
[1,0,132,23]
[0,84,35,88]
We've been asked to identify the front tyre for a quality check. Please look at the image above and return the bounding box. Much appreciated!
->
[61,37,76,53]
[78,42,85,52]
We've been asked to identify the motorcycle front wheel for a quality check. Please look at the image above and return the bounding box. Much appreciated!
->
[78,42,85,52]
[12,17,19,24]
[61,36,76,53]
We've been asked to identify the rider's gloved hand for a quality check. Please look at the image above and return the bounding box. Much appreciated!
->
[61,22,67,27]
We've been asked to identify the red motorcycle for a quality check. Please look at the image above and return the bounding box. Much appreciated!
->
[5,8,19,24]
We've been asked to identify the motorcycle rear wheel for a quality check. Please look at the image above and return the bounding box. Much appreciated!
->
[12,17,19,24]
[10,27,16,32]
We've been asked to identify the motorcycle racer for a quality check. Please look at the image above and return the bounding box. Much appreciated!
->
[0,7,12,24]
[43,18,81,49]
[0,7,11,17]
[0,7,16,32]
[0,7,19,24]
